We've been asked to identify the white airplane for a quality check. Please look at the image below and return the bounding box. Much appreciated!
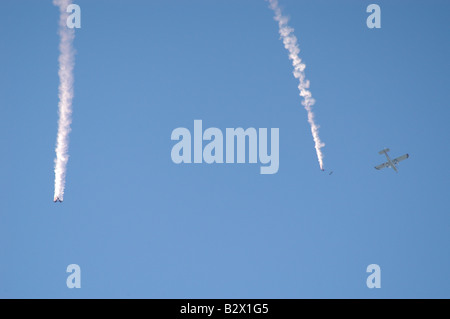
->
[375,148,409,173]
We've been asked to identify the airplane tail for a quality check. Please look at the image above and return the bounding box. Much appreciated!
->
[378,148,390,155]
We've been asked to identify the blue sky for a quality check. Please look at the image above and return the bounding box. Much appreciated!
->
[0,0,449,298]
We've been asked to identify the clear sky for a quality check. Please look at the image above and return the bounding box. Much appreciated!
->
[0,0,449,298]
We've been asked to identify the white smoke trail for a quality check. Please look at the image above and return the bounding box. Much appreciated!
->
[268,0,325,170]
[53,0,75,201]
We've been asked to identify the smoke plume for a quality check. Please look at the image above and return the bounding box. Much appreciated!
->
[268,0,325,170]
[53,0,75,201]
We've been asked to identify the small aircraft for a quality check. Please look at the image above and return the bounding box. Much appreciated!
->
[53,197,63,203]
[375,148,409,173]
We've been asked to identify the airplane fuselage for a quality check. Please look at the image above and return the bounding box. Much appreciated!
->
[382,151,398,172]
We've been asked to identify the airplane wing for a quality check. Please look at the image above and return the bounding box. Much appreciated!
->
[375,162,389,170]
[392,154,409,165]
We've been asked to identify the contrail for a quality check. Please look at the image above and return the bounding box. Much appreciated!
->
[53,0,75,202]
[267,0,325,170]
